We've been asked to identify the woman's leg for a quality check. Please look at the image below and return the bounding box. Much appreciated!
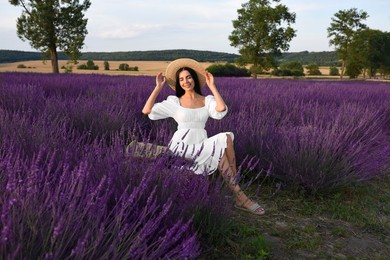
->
[219,153,253,206]
[218,135,264,214]
[225,134,237,174]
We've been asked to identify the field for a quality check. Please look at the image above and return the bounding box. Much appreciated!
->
[0,60,334,77]
[0,60,215,76]
[0,72,389,259]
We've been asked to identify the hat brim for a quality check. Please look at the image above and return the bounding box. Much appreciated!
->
[165,58,207,91]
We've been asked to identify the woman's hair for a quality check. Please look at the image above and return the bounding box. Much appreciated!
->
[175,67,202,97]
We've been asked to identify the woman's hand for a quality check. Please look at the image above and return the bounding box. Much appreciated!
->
[205,71,216,89]
[156,72,166,89]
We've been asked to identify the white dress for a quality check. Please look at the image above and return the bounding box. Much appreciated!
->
[149,95,234,175]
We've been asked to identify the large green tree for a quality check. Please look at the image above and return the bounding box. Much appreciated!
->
[10,0,91,73]
[327,8,368,79]
[348,29,390,78]
[229,0,296,78]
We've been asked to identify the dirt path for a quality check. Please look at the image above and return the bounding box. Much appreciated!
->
[231,199,390,259]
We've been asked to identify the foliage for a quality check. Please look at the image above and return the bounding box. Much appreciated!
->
[0,50,67,63]
[329,66,339,76]
[118,63,138,71]
[280,61,304,74]
[305,64,322,75]
[103,60,110,71]
[347,29,390,78]
[345,60,362,79]
[77,60,99,70]
[272,61,305,76]
[80,49,240,62]
[277,51,340,67]
[327,8,369,78]
[229,0,296,77]
[206,63,250,77]
[61,63,73,73]
[16,64,26,68]
[271,69,301,77]
[9,0,91,73]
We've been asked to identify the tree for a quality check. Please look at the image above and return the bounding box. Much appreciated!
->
[229,0,296,78]
[280,61,304,75]
[10,0,91,73]
[119,63,130,71]
[77,59,98,70]
[327,8,368,79]
[348,29,390,78]
[104,60,110,71]
[329,67,339,76]
[305,64,322,75]
[206,63,250,77]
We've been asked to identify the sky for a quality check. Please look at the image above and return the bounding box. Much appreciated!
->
[1,0,389,54]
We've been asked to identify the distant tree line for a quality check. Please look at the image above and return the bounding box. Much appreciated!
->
[79,49,240,62]
[0,50,67,63]
[277,51,340,66]
[0,49,339,66]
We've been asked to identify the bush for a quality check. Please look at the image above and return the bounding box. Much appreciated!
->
[273,61,305,76]
[206,63,250,77]
[104,61,110,71]
[61,63,73,73]
[77,60,99,70]
[17,64,27,68]
[118,63,139,71]
[271,69,305,77]
[345,62,362,79]
[329,67,339,76]
[305,64,322,75]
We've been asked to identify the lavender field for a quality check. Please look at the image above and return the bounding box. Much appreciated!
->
[1,72,389,259]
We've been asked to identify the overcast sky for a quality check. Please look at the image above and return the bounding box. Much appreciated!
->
[1,0,389,54]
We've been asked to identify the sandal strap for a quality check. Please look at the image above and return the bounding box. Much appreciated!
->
[249,202,263,211]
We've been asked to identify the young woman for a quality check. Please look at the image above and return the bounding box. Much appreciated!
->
[142,58,265,216]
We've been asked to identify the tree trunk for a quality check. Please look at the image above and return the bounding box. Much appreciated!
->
[340,60,345,79]
[49,46,59,74]
[251,63,258,79]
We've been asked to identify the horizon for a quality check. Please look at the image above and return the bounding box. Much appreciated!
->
[1,0,389,54]
[0,48,336,55]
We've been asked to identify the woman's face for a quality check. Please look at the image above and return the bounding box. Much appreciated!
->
[178,70,195,91]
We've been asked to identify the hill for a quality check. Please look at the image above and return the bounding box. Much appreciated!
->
[278,51,340,66]
[0,49,339,66]
[0,49,239,63]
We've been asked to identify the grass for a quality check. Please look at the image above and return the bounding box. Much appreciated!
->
[198,174,390,259]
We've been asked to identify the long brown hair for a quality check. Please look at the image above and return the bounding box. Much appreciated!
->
[175,67,203,97]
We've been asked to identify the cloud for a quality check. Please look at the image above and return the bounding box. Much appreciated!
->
[94,24,165,39]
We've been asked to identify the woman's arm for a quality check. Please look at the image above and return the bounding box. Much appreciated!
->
[205,71,226,112]
[142,72,166,114]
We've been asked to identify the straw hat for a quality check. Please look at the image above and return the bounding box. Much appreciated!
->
[165,58,207,90]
